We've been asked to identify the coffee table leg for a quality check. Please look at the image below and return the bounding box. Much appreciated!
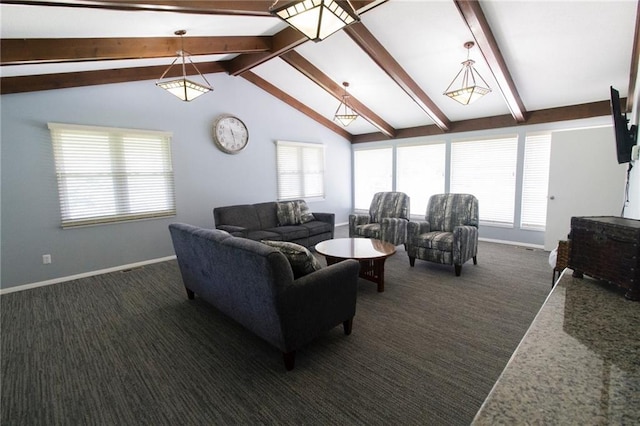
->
[374,259,385,292]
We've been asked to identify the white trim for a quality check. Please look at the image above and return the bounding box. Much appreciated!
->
[479,237,544,250]
[0,255,177,295]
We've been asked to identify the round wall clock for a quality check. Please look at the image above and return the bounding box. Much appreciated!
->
[212,115,249,154]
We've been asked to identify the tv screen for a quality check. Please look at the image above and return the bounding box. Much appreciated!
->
[610,86,636,164]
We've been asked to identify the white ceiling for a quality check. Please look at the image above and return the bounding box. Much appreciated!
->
[1,0,638,138]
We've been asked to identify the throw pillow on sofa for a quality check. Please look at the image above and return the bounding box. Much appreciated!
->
[261,240,322,279]
[297,200,315,224]
[276,201,301,226]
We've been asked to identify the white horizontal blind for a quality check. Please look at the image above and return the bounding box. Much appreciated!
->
[276,141,325,200]
[396,143,446,215]
[353,148,393,210]
[451,136,518,225]
[521,133,551,230]
[48,123,175,228]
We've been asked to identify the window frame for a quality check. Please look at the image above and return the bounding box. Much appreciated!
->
[48,122,176,228]
[275,140,325,201]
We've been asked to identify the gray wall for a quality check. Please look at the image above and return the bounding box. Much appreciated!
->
[1,73,353,290]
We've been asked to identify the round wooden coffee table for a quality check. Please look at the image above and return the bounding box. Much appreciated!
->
[315,238,396,292]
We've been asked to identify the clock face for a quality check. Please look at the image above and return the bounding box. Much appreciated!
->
[212,115,249,154]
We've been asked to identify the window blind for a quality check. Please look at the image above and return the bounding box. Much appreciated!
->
[276,140,325,200]
[353,148,393,210]
[396,143,446,215]
[451,136,518,225]
[48,123,175,228]
[521,133,551,230]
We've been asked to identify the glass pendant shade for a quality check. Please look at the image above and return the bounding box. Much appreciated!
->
[156,77,211,102]
[444,42,491,105]
[271,0,359,42]
[156,30,212,102]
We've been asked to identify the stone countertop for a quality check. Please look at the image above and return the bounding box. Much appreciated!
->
[472,272,640,425]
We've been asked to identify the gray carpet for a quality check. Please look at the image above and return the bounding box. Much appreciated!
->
[1,233,551,425]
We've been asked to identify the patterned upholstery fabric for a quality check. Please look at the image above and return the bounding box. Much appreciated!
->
[348,192,410,246]
[407,193,479,276]
[277,201,301,225]
[261,240,322,279]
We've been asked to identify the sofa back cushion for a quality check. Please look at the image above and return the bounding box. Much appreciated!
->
[369,192,410,223]
[426,193,479,232]
[255,202,279,229]
[214,204,262,230]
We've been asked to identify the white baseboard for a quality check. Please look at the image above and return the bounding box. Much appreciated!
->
[0,255,177,295]
[479,237,544,250]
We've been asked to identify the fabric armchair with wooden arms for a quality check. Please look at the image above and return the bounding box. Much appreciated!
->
[349,192,410,246]
[407,193,479,276]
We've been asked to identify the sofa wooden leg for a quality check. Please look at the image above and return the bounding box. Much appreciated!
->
[185,287,195,300]
[283,351,296,371]
[409,256,416,267]
[473,256,477,265]
[454,264,462,276]
[343,318,353,335]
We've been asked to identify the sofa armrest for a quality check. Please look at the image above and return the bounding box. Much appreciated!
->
[311,212,335,237]
[380,217,409,246]
[452,225,479,263]
[408,220,430,237]
[216,225,247,237]
[278,259,360,350]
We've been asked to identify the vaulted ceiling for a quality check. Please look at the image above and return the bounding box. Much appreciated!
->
[2,0,639,143]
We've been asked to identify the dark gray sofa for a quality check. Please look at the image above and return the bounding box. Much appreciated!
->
[213,201,334,248]
[168,223,359,371]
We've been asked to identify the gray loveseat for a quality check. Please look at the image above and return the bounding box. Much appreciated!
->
[168,223,359,371]
[213,200,334,248]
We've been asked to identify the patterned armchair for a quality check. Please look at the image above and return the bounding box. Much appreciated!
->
[349,192,410,246]
[407,193,479,276]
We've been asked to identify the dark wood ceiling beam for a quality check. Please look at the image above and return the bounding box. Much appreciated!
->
[454,0,527,123]
[344,22,450,132]
[281,50,396,138]
[0,1,276,15]
[0,1,379,16]
[0,61,225,94]
[225,27,307,76]
[242,71,353,140]
[626,0,640,113]
[352,99,612,144]
[1,36,271,65]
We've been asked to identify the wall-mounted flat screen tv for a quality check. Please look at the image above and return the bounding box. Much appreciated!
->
[610,86,636,164]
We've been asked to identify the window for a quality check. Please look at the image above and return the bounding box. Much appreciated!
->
[396,143,446,215]
[276,140,325,200]
[48,123,175,228]
[353,148,392,210]
[521,133,551,230]
[451,136,518,225]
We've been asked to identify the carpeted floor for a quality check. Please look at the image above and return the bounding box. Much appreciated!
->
[1,233,552,425]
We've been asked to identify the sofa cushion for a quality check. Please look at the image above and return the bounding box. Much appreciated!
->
[261,240,322,279]
[297,200,315,223]
[254,202,279,229]
[247,230,283,242]
[301,220,332,236]
[277,201,301,226]
[214,205,262,230]
[265,225,309,241]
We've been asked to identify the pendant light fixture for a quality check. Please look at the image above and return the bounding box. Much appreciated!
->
[334,81,358,126]
[270,0,360,42]
[156,30,213,102]
[443,41,491,105]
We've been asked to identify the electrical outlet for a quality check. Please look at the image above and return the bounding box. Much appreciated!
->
[42,254,52,264]
[632,145,640,161]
